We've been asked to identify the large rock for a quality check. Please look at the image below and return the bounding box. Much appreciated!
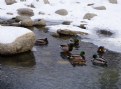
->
[0,26,35,55]
[0,18,16,26]
[15,16,30,22]
[109,0,117,4]
[55,9,68,16]
[93,6,106,10]
[43,0,50,4]
[15,16,33,26]
[57,29,88,36]
[21,19,33,27]
[83,13,97,20]
[17,8,34,16]
[62,21,72,25]
[33,19,46,26]
[5,0,16,5]
[79,24,87,29]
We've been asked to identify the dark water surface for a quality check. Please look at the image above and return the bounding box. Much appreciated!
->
[0,27,121,89]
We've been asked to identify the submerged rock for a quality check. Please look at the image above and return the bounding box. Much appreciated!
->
[62,21,72,25]
[0,26,35,55]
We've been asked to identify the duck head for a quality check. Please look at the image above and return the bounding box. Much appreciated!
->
[93,54,97,59]
[44,38,48,44]
[80,51,85,56]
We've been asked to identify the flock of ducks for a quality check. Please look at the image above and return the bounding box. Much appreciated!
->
[35,37,107,67]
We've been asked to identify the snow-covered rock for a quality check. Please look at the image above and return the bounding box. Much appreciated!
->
[93,6,106,10]
[5,0,16,5]
[15,16,29,22]
[21,19,33,27]
[33,19,46,26]
[15,16,33,26]
[55,9,68,16]
[62,21,72,25]
[0,26,35,55]
[17,8,34,17]
[79,24,87,29]
[83,13,97,20]
[57,29,88,36]
[43,0,50,4]
[109,0,117,4]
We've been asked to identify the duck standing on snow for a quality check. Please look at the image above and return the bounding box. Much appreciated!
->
[97,46,106,58]
[35,38,48,45]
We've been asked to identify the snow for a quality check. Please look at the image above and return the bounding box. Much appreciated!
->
[0,26,32,43]
[0,0,121,53]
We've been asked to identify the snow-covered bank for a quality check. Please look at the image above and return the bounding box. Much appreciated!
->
[0,0,121,53]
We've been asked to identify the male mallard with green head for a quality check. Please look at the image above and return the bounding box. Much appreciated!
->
[80,51,85,60]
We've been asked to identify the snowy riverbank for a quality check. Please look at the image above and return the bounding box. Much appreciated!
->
[0,0,121,53]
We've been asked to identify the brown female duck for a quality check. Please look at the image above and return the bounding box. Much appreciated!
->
[97,46,106,58]
[35,38,48,45]
[60,43,74,53]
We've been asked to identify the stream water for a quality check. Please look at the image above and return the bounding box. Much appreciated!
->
[0,27,121,89]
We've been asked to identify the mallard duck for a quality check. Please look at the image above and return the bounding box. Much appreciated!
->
[35,38,48,45]
[68,51,86,67]
[70,38,80,48]
[60,43,74,53]
[91,54,107,66]
[80,51,85,60]
[97,46,106,58]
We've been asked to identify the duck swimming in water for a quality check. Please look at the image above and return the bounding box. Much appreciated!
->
[68,51,86,67]
[70,38,80,49]
[35,38,48,45]
[60,43,74,53]
[97,46,106,58]
[91,54,107,66]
